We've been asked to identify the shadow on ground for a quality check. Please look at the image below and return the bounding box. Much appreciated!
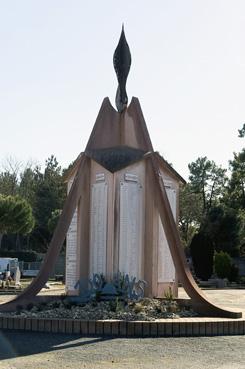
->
[0,331,112,359]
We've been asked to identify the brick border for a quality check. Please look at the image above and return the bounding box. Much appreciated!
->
[0,316,244,336]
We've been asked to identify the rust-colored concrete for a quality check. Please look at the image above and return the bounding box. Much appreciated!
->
[85,97,153,152]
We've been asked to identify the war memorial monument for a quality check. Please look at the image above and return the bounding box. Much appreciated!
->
[0,28,241,320]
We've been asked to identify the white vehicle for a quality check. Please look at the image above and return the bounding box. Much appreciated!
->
[0,258,18,274]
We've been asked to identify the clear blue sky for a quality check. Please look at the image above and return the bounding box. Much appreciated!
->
[0,0,244,180]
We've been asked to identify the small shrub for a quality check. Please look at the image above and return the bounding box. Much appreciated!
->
[166,302,178,313]
[133,302,144,314]
[141,298,152,306]
[155,305,162,314]
[214,251,232,279]
[239,276,245,285]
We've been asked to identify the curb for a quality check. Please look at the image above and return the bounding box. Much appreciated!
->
[0,316,245,337]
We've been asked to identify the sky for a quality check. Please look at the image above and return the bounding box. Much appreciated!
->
[0,0,245,180]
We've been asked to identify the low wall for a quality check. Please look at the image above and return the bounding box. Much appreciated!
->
[0,316,245,337]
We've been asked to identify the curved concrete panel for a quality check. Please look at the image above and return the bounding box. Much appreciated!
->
[148,154,242,318]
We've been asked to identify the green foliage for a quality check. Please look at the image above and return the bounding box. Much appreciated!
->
[214,251,232,279]
[214,251,239,282]
[188,156,227,214]
[203,206,241,256]
[0,249,39,262]
[187,151,244,259]
[0,172,18,196]
[190,232,214,280]
[237,209,245,254]
[179,184,203,248]
[225,149,245,210]
[109,297,124,313]
[238,123,245,138]
[32,156,66,251]
[0,155,66,252]
[163,286,174,302]
[47,209,62,234]
[0,195,35,236]
[0,157,22,196]
[19,167,40,206]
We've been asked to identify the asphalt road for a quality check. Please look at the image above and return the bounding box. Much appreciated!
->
[0,331,245,369]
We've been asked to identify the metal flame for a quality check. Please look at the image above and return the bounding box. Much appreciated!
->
[113,25,131,112]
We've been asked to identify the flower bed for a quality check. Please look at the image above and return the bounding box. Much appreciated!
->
[0,297,198,321]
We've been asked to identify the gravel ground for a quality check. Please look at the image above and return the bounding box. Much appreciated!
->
[0,332,245,369]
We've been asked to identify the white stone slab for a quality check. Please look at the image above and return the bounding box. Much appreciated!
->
[158,184,176,283]
[124,173,138,182]
[119,180,143,279]
[89,181,108,276]
[66,208,78,290]
[96,173,105,182]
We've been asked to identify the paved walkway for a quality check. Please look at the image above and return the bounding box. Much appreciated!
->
[0,288,245,368]
[0,332,245,369]
[178,287,245,317]
[0,284,65,304]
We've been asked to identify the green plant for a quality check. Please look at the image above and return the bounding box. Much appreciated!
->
[214,251,232,279]
[163,286,174,302]
[109,297,124,313]
[0,250,39,262]
[133,302,144,314]
[95,290,102,302]
[116,297,125,312]
[239,276,245,285]
[0,195,35,248]
[167,302,178,313]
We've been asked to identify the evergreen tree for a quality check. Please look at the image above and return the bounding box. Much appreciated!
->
[0,195,35,248]
[31,156,65,251]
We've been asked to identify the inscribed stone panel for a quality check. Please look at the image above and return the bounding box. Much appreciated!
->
[66,208,78,291]
[158,184,176,283]
[89,181,108,276]
[119,179,143,279]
